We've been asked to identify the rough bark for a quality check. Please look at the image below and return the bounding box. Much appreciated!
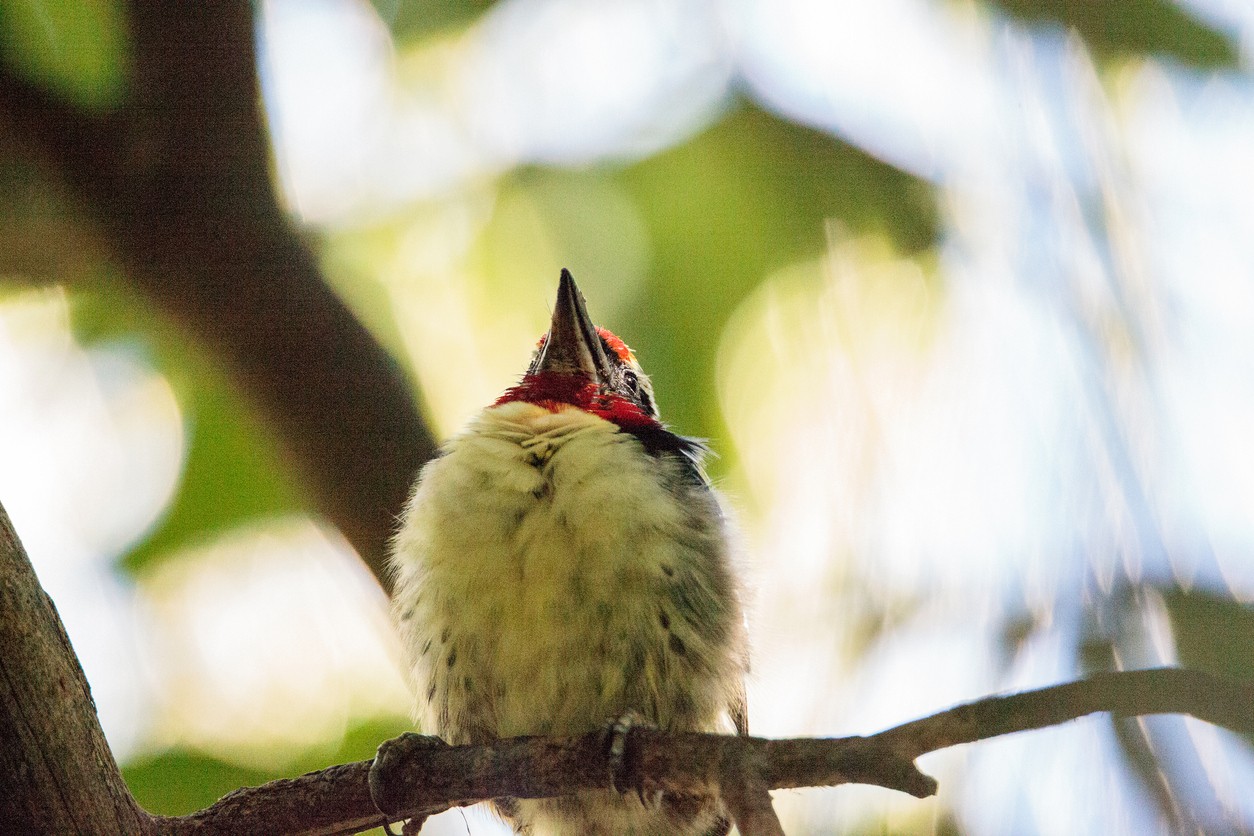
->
[170,668,1252,834]
[0,504,153,835]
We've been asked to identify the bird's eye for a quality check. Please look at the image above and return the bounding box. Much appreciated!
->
[620,369,657,415]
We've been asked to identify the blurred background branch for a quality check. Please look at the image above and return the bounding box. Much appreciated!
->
[0,1,435,591]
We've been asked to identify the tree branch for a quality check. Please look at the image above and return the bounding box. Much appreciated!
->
[160,731,927,836]
[156,762,381,836]
[2,490,1251,834]
[874,667,1254,757]
[0,505,153,834]
[160,667,1251,834]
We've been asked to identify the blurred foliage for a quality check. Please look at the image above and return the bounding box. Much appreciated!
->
[124,716,411,816]
[0,0,130,110]
[124,750,273,819]
[841,810,962,836]
[613,101,936,448]
[69,283,303,577]
[0,153,102,284]
[987,0,1237,69]
[1,141,302,576]
[1164,587,1254,683]
[370,0,497,44]
[1076,588,1254,828]
[482,168,651,319]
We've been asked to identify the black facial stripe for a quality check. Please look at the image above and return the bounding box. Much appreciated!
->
[637,387,655,416]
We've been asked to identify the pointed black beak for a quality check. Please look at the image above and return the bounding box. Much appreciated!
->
[532,269,611,382]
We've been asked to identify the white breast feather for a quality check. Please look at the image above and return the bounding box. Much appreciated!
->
[390,400,743,835]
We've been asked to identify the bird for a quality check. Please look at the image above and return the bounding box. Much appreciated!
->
[388,269,749,835]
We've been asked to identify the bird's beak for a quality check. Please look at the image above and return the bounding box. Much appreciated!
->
[533,269,611,382]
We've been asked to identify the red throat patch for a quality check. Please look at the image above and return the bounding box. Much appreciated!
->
[495,372,658,431]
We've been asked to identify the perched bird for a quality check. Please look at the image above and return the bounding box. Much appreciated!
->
[389,269,748,835]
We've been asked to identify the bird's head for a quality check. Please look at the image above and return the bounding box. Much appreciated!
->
[495,269,660,431]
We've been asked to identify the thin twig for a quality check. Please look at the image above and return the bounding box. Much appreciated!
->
[872,667,1254,758]
[722,779,786,836]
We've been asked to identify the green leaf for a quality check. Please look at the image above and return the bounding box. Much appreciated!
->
[0,0,130,111]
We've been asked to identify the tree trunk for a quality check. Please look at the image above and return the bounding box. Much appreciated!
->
[0,502,151,835]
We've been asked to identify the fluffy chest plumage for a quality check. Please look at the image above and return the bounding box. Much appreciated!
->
[390,402,741,746]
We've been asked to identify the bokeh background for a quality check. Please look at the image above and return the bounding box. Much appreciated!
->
[3,0,1254,833]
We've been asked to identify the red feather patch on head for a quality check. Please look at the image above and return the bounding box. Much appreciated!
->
[596,327,634,363]
[534,327,634,364]
[495,373,658,431]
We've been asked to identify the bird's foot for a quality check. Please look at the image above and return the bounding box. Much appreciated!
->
[370,732,450,836]
[604,711,663,808]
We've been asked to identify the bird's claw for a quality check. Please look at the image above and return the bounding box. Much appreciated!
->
[604,711,662,806]
[371,732,450,836]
